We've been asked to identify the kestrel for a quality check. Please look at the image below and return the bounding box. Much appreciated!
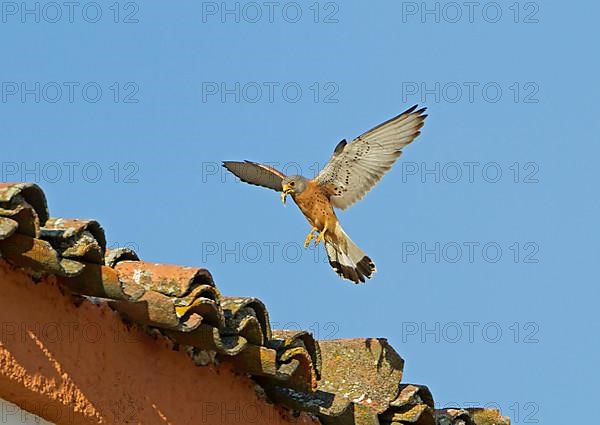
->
[223,105,427,283]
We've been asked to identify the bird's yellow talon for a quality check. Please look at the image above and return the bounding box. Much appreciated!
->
[314,233,323,246]
[314,226,327,247]
[304,228,317,248]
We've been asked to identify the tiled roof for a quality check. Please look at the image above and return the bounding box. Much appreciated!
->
[0,182,510,425]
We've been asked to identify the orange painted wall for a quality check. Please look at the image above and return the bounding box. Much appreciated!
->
[0,260,319,425]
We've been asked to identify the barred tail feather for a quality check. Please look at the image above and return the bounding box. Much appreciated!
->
[325,226,376,284]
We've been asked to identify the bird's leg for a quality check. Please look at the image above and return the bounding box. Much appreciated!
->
[304,227,318,248]
[314,224,328,247]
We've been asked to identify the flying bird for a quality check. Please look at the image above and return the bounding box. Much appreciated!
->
[223,105,427,283]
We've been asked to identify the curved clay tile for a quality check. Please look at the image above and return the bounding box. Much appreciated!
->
[0,233,83,278]
[0,200,41,237]
[41,218,107,263]
[165,324,249,356]
[0,182,49,225]
[58,263,128,300]
[433,409,475,425]
[114,260,214,298]
[221,296,272,345]
[380,403,434,425]
[390,384,435,409]
[270,330,322,381]
[465,408,510,425]
[104,246,140,268]
[317,338,404,413]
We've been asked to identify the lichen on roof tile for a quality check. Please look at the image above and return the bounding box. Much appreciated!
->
[380,403,435,425]
[0,217,18,240]
[222,296,272,344]
[317,338,404,413]
[115,260,214,298]
[104,246,139,267]
[434,408,475,425]
[41,218,106,263]
[0,233,80,277]
[0,201,41,237]
[58,263,127,300]
[390,384,434,409]
[0,182,49,224]
[270,330,322,384]
[466,408,510,425]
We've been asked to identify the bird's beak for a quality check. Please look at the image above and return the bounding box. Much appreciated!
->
[281,184,292,205]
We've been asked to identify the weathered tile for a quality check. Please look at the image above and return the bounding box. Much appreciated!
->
[318,338,404,413]
[41,218,106,263]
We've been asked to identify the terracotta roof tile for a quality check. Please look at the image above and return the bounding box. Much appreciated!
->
[318,338,404,412]
[271,330,322,380]
[0,232,82,277]
[0,182,512,425]
[114,260,214,297]
[465,408,510,425]
[433,408,510,425]
[58,262,126,299]
[391,384,435,409]
[380,384,435,425]
[382,404,434,425]
[165,323,248,355]
[0,182,49,229]
[267,386,355,422]
[41,217,106,263]
[104,246,140,267]
[222,296,272,345]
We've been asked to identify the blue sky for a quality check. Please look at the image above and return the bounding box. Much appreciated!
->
[1,1,598,423]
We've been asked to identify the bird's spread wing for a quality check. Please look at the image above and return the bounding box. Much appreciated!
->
[315,105,427,210]
[222,161,286,192]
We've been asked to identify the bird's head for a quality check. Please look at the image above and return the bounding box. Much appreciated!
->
[281,175,308,204]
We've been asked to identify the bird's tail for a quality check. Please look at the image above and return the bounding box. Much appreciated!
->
[324,224,376,284]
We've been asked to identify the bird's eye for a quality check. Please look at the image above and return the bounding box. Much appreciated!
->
[290,181,295,187]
